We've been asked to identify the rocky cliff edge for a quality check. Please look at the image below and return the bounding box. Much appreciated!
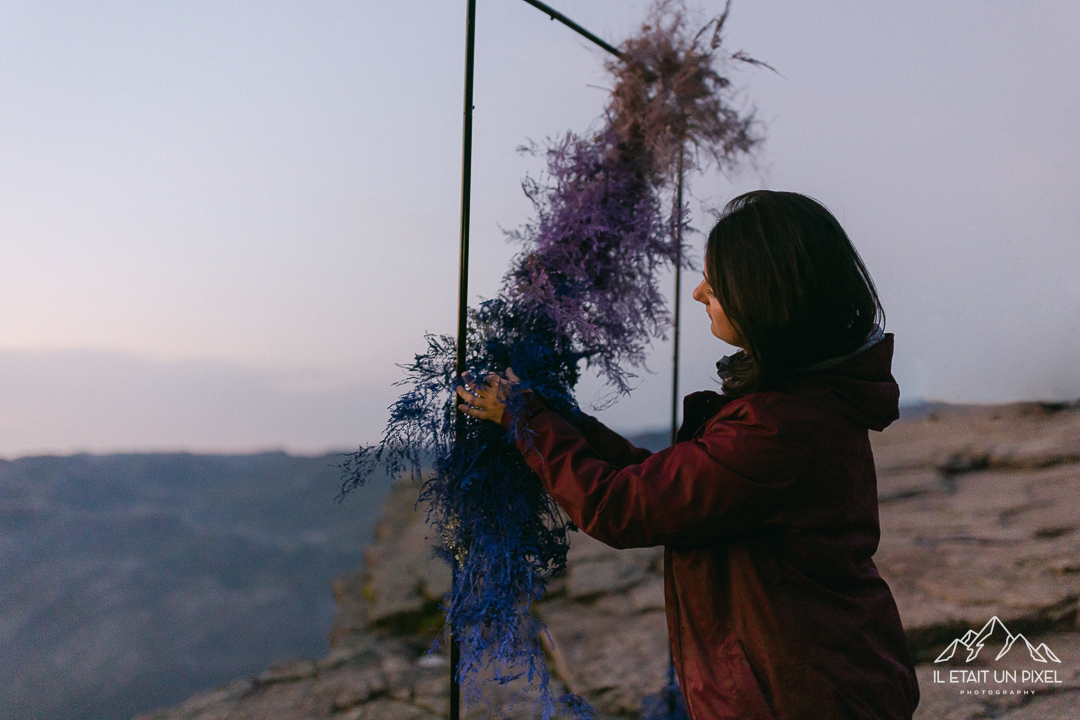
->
[138,402,1080,720]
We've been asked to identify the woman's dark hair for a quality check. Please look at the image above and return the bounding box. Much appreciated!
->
[704,190,883,396]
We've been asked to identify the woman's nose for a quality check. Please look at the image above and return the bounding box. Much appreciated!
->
[692,279,708,304]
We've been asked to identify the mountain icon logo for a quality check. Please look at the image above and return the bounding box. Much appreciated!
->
[934,616,1062,664]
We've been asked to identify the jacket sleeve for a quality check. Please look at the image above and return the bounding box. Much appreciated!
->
[512,397,804,549]
[500,393,653,467]
[576,414,654,467]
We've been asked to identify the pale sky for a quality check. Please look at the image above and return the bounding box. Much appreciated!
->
[2,0,1079,456]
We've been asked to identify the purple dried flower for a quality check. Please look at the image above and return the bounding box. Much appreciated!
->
[505,128,677,392]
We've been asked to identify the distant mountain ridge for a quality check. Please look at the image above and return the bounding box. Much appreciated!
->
[0,451,392,720]
[934,616,1062,664]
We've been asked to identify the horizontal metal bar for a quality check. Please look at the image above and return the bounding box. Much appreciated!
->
[519,0,623,57]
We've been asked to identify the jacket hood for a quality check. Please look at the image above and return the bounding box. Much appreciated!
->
[784,333,900,431]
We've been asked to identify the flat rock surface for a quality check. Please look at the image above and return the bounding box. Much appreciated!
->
[139,402,1080,719]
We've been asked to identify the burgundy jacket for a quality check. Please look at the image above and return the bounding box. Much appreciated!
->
[506,335,919,719]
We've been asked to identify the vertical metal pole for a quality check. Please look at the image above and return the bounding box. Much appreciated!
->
[667,150,686,717]
[457,10,477,367]
[669,152,685,447]
[452,1,477,719]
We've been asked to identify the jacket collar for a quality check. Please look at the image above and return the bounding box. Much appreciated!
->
[716,325,886,382]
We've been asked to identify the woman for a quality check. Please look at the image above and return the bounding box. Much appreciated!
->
[457,191,920,720]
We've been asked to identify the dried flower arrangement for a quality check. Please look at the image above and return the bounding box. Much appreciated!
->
[342,2,766,717]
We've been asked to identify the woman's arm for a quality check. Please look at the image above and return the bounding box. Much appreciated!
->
[456,370,652,467]
[457,371,801,549]
[511,399,798,549]
[575,414,654,467]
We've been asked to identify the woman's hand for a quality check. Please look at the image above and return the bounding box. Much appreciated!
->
[456,368,520,425]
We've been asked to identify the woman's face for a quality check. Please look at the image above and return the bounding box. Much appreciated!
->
[693,275,743,347]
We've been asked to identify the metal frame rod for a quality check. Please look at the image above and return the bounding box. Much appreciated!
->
[670,153,684,447]
[666,145,688,720]
[456,0,477,375]
[451,2,477,718]
[520,0,623,57]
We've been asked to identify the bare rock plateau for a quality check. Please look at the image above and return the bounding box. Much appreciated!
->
[138,402,1080,720]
